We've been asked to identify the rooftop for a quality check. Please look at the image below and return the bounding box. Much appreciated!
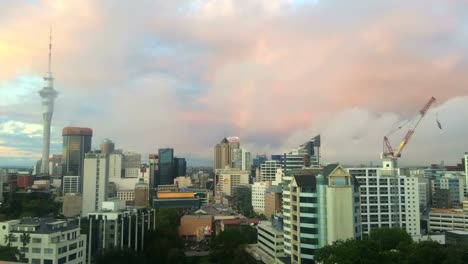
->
[7,218,77,234]
[430,208,465,214]
[293,174,317,187]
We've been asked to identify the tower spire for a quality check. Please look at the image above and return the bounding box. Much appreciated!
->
[48,27,52,75]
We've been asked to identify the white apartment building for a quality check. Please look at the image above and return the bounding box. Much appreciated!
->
[252,181,271,214]
[0,218,87,264]
[82,152,109,217]
[63,176,80,194]
[348,167,421,236]
[260,161,282,182]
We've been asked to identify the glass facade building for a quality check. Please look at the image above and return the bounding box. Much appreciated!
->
[157,148,175,186]
[61,127,92,193]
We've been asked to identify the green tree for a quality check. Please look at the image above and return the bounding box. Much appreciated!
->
[19,233,30,248]
[0,245,21,262]
[209,228,257,264]
[4,234,16,247]
[369,227,412,251]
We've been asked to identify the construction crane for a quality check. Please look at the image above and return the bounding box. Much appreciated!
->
[383,96,436,160]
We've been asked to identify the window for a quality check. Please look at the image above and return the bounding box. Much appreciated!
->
[44,248,53,254]
[32,238,42,243]
[68,253,77,261]
[58,257,67,264]
[32,259,41,264]
[32,248,41,253]
[69,243,77,250]
[44,260,53,264]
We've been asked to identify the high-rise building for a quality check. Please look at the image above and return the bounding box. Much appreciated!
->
[217,169,249,196]
[283,135,321,173]
[82,152,109,216]
[348,167,421,236]
[39,31,58,175]
[214,137,240,170]
[99,139,115,155]
[61,127,92,192]
[149,154,159,188]
[158,148,175,186]
[134,178,149,207]
[49,154,62,177]
[264,186,283,219]
[232,148,252,171]
[286,165,361,263]
[260,160,282,182]
[175,157,187,177]
[433,173,465,207]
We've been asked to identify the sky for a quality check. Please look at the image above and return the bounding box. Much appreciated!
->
[1,0,468,167]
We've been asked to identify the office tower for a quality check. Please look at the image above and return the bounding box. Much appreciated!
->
[49,154,62,177]
[253,155,267,167]
[99,139,115,155]
[158,148,175,186]
[232,148,252,171]
[61,127,92,192]
[82,152,109,216]
[134,178,149,207]
[109,152,124,179]
[149,154,159,188]
[217,168,249,196]
[283,135,321,173]
[260,160,282,181]
[433,173,465,207]
[348,167,420,236]
[175,157,187,177]
[39,31,58,175]
[123,152,141,178]
[214,137,240,170]
[252,181,271,213]
[284,165,361,263]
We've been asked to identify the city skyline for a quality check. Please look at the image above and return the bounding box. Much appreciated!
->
[1,1,468,167]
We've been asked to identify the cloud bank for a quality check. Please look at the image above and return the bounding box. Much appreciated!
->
[1,0,468,166]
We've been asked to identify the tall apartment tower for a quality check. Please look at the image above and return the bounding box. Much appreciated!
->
[283,164,361,263]
[149,154,159,188]
[61,127,92,192]
[348,167,421,237]
[82,152,109,216]
[39,31,58,175]
[214,137,240,170]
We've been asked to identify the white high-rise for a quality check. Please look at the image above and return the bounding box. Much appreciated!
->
[39,30,58,174]
[252,181,271,213]
[82,152,109,217]
[348,167,421,236]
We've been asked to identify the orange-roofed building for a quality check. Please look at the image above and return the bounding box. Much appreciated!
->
[179,215,213,241]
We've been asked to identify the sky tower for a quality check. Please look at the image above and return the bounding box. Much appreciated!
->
[39,29,58,175]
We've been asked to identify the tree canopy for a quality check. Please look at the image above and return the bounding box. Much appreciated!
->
[315,228,468,264]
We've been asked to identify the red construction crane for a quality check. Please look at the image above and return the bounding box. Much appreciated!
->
[383,96,436,160]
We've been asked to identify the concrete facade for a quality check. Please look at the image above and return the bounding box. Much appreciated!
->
[82,153,109,217]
